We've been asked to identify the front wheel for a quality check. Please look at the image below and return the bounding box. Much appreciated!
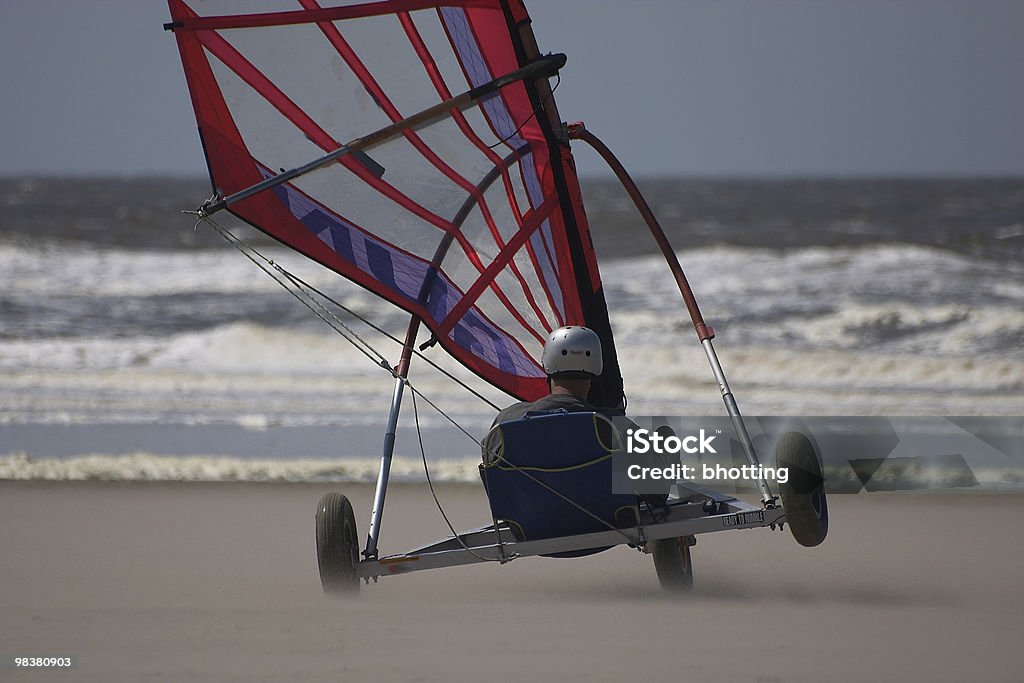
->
[776,431,829,547]
[315,492,360,595]
[652,536,694,592]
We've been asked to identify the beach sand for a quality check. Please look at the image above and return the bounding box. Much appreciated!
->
[2,481,1022,681]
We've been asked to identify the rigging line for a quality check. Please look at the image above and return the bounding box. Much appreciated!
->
[276,268,387,362]
[486,73,560,150]
[196,216,501,411]
[403,376,482,445]
[279,269,501,411]
[199,216,391,370]
[191,214,487,446]
[410,386,504,563]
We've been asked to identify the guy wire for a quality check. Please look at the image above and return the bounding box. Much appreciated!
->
[411,386,504,563]
[193,214,489,445]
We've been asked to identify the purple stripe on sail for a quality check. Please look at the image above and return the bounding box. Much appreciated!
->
[269,174,540,378]
[440,7,526,148]
[452,308,546,378]
[441,9,564,320]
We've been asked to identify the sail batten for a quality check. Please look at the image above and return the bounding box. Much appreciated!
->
[168,0,624,405]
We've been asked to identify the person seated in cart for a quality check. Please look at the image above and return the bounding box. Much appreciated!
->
[483,325,674,547]
[489,324,647,470]
[491,325,605,427]
[487,324,673,513]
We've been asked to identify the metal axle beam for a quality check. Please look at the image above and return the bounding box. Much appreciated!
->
[358,495,785,579]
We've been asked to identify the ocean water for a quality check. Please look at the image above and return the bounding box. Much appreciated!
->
[1,177,1021,483]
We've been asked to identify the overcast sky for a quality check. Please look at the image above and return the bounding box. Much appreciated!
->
[2,0,1022,178]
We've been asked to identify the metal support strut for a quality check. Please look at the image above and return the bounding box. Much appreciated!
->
[567,123,776,508]
[363,318,421,560]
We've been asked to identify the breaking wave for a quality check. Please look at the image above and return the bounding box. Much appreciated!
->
[0,452,483,483]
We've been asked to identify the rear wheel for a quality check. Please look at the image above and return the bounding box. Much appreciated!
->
[776,431,829,547]
[652,536,694,592]
[315,492,360,595]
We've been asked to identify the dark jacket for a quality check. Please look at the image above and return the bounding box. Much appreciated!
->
[491,393,594,427]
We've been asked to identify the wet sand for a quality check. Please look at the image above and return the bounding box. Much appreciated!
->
[2,481,1022,682]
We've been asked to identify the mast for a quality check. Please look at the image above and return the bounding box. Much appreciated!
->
[501,1,625,409]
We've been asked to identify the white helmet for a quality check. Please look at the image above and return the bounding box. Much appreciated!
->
[541,326,603,378]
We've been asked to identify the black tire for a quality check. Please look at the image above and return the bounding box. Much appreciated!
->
[776,431,829,547]
[315,492,360,595]
[652,536,694,592]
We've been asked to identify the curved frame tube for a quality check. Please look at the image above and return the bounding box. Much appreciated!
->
[568,123,776,507]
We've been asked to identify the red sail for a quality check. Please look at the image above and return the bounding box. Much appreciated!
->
[168,0,623,406]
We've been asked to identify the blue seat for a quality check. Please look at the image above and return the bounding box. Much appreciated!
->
[480,410,639,557]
